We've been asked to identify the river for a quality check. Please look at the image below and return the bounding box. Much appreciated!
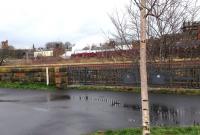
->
[0,88,199,135]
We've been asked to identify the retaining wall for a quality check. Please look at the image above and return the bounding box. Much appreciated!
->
[0,62,199,89]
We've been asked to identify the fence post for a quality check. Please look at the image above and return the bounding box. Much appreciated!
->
[46,67,49,86]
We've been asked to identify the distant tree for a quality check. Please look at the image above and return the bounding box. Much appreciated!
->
[53,43,65,57]
[0,44,16,65]
[64,42,75,51]
[0,49,9,65]
[45,41,66,57]
[91,44,101,50]
[13,49,26,59]
[45,41,64,49]
[82,45,90,50]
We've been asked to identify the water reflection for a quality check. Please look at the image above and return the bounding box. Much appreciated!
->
[1,88,200,135]
[151,104,179,126]
[75,95,122,106]
[45,91,200,127]
[0,99,19,102]
[123,104,141,111]
[47,93,71,101]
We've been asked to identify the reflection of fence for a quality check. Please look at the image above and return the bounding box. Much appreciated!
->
[0,61,199,88]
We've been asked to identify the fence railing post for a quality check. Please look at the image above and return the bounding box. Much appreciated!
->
[46,67,49,86]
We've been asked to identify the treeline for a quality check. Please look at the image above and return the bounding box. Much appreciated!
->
[0,49,27,59]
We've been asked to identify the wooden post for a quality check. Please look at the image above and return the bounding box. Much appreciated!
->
[26,52,29,64]
[46,67,49,86]
[140,0,150,134]
[54,67,61,89]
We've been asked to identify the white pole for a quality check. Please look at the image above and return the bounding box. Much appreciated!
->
[46,67,49,86]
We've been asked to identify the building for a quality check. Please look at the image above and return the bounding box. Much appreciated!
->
[182,21,200,40]
[34,50,53,58]
[1,40,9,49]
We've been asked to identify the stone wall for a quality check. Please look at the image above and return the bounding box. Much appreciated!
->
[0,66,68,88]
[0,62,199,89]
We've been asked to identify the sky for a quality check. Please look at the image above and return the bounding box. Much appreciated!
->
[0,0,129,49]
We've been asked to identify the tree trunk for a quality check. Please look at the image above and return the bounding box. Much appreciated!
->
[139,0,150,134]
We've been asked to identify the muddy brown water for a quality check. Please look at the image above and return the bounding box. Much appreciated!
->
[0,88,199,135]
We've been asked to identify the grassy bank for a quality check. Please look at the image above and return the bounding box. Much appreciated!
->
[68,85,141,92]
[90,126,200,135]
[0,82,199,95]
[0,81,56,91]
[68,85,200,95]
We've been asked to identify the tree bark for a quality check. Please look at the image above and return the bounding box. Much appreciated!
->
[139,0,150,134]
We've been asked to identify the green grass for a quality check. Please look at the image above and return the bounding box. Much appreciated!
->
[1,82,199,95]
[68,85,141,92]
[149,88,200,95]
[67,85,200,95]
[90,126,200,135]
[0,81,56,91]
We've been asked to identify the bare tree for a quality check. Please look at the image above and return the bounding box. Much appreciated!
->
[109,0,200,135]
[0,42,15,66]
[45,42,66,57]
[139,0,150,134]
[109,0,200,61]
[0,49,9,65]
[82,45,90,50]
[45,41,64,49]
[64,42,75,51]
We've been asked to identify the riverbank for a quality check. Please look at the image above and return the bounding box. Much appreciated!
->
[68,85,200,95]
[0,82,200,95]
[90,126,200,135]
[0,81,56,91]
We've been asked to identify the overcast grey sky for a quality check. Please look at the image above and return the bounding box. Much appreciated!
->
[1,0,199,49]
[0,0,129,49]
